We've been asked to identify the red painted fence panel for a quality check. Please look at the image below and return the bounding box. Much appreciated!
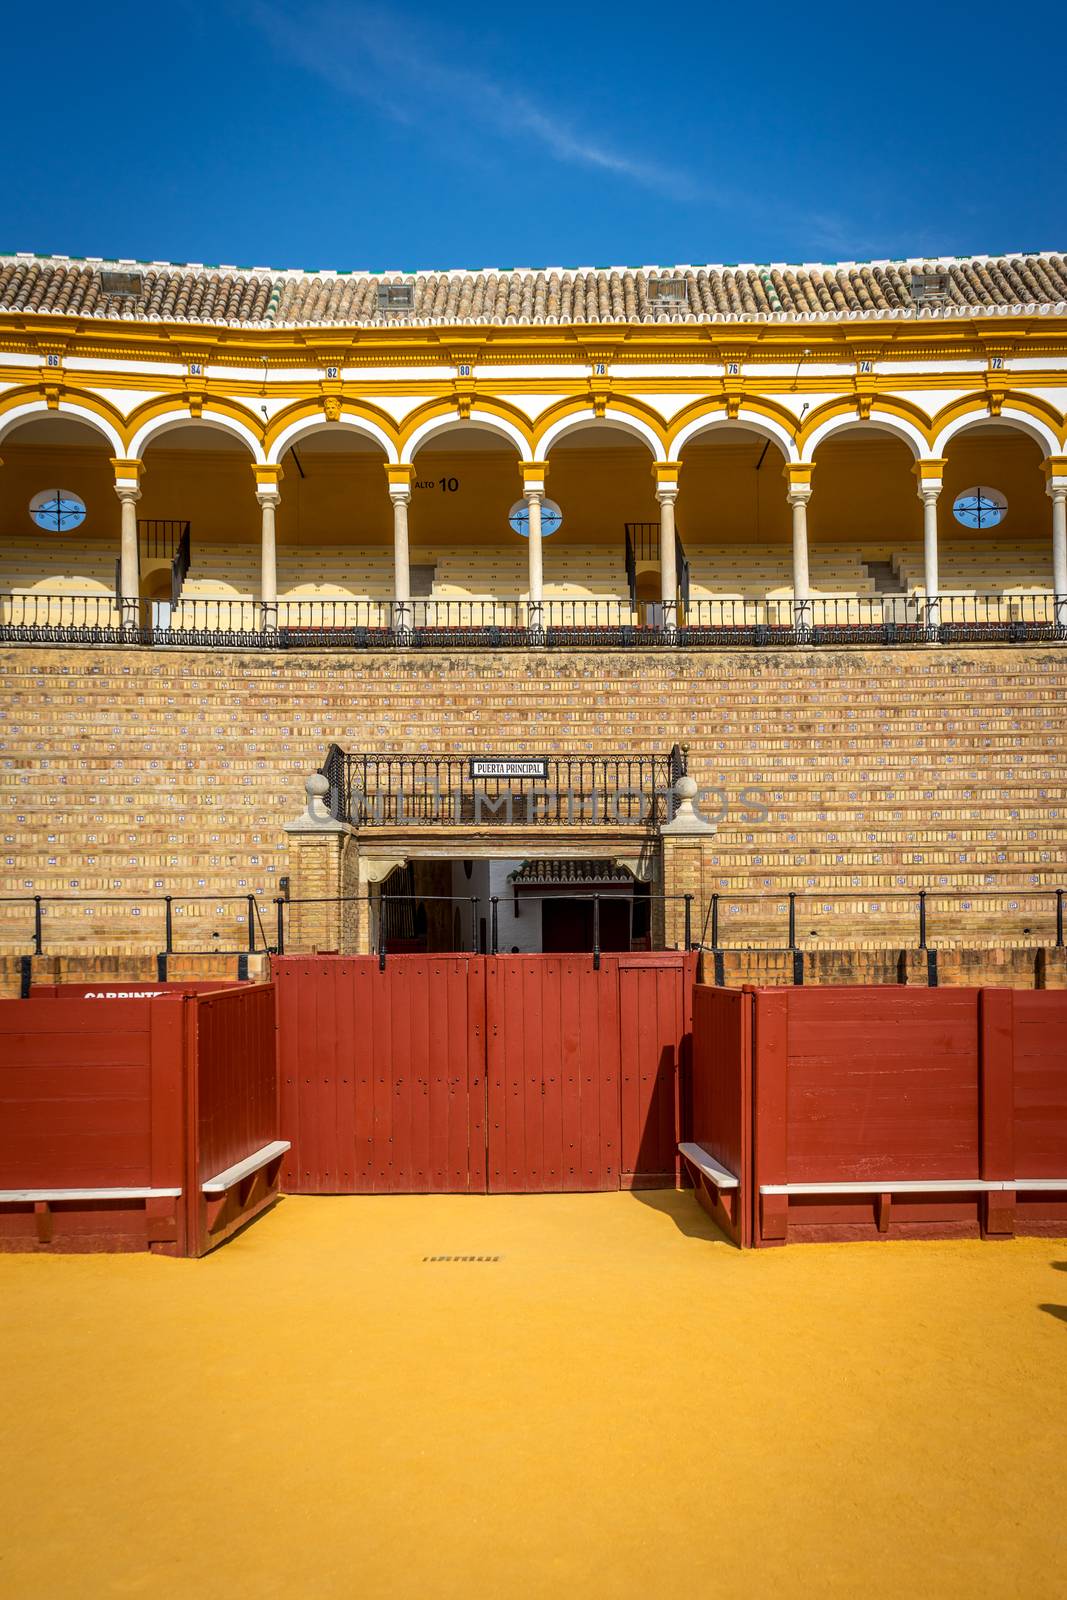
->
[486,956,622,1192]
[691,983,1067,1247]
[276,954,694,1196]
[0,984,281,1255]
[275,956,486,1194]
[618,955,693,1188]
[186,984,282,1255]
[688,986,752,1245]
[0,996,186,1252]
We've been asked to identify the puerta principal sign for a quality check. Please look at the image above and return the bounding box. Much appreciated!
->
[468,756,549,781]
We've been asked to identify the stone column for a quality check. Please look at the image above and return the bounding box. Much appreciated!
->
[784,464,813,632]
[520,461,549,637]
[914,458,945,628]
[111,458,144,629]
[283,773,355,953]
[653,463,680,633]
[386,464,415,634]
[660,774,718,951]
[1045,458,1067,627]
[252,464,283,632]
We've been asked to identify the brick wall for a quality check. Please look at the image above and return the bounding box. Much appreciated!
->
[1,642,1063,954]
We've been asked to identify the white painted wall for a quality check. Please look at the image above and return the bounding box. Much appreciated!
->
[448,857,541,952]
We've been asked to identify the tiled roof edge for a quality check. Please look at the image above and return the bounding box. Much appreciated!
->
[1,250,1064,280]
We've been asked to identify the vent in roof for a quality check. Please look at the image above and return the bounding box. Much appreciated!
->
[647,276,688,307]
[910,269,951,307]
[99,269,144,299]
[378,282,414,315]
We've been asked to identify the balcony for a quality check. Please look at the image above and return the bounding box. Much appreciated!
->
[1,591,1064,648]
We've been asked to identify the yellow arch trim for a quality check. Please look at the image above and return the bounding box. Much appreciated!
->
[665,394,799,451]
[931,391,1067,448]
[263,396,401,457]
[797,393,935,456]
[124,393,267,453]
[0,383,126,445]
[397,396,535,454]
[532,393,671,451]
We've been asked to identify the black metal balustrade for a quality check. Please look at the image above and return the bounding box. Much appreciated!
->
[2,885,1063,963]
[138,520,190,563]
[1,591,1064,647]
[321,745,684,827]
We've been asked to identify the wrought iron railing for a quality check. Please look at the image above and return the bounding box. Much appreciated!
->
[320,745,684,827]
[3,885,1064,964]
[138,520,190,563]
[1,591,1064,647]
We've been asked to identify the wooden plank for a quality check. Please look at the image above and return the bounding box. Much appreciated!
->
[753,988,789,1243]
[678,1142,739,1187]
[202,1140,291,1194]
[760,1178,1005,1195]
[541,957,563,1190]
[0,1187,182,1201]
[560,959,583,1192]
[467,958,487,1193]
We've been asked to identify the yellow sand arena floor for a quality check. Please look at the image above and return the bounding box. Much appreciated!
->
[0,1194,1064,1600]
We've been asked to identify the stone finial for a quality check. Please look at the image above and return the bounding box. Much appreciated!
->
[661,774,716,835]
[284,770,351,834]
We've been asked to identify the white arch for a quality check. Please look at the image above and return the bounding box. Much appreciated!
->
[0,399,124,456]
[400,409,528,463]
[536,407,666,461]
[801,409,927,462]
[932,408,1059,459]
[268,412,398,466]
[669,409,798,463]
[129,408,266,462]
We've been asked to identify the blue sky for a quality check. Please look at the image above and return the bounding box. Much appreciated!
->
[5,1,1061,271]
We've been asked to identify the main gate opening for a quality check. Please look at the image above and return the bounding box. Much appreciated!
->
[378,859,653,955]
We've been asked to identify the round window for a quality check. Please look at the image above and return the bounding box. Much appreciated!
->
[508,498,563,537]
[952,486,1006,529]
[30,489,86,532]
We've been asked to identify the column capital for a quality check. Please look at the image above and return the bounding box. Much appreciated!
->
[252,463,283,505]
[385,462,416,499]
[783,462,813,501]
[1043,455,1067,495]
[913,457,947,495]
[520,459,549,495]
[111,457,144,499]
[652,462,681,495]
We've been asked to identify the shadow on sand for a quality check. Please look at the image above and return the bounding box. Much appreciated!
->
[626,1185,735,1245]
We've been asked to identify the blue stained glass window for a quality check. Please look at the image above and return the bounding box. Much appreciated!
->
[30,489,86,532]
[508,498,563,537]
[952,486,1006,529]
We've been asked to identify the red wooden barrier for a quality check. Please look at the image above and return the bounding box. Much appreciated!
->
[690,984,1067,1246]
[687,986,752,1245]
[275,954,693,1195]
[486,956,621,1192]
[0,997,187,1252]
[0,984,280,1254]
[275,956,486,1194]
[186,984,282,1254]
[618,955,693,1189]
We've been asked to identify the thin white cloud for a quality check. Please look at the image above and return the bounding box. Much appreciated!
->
[245,1,705,202]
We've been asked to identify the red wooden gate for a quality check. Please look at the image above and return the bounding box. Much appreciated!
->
[275,957,486,1194]
[275,954,693,1195]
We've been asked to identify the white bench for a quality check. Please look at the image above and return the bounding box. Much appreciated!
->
[202,1140,290,1196]
[678,1143,739,1189]
[759,1178,1066,1195]
[0,1187,181,1202]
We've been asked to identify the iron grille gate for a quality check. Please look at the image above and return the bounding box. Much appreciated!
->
[274,953,693,1195]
